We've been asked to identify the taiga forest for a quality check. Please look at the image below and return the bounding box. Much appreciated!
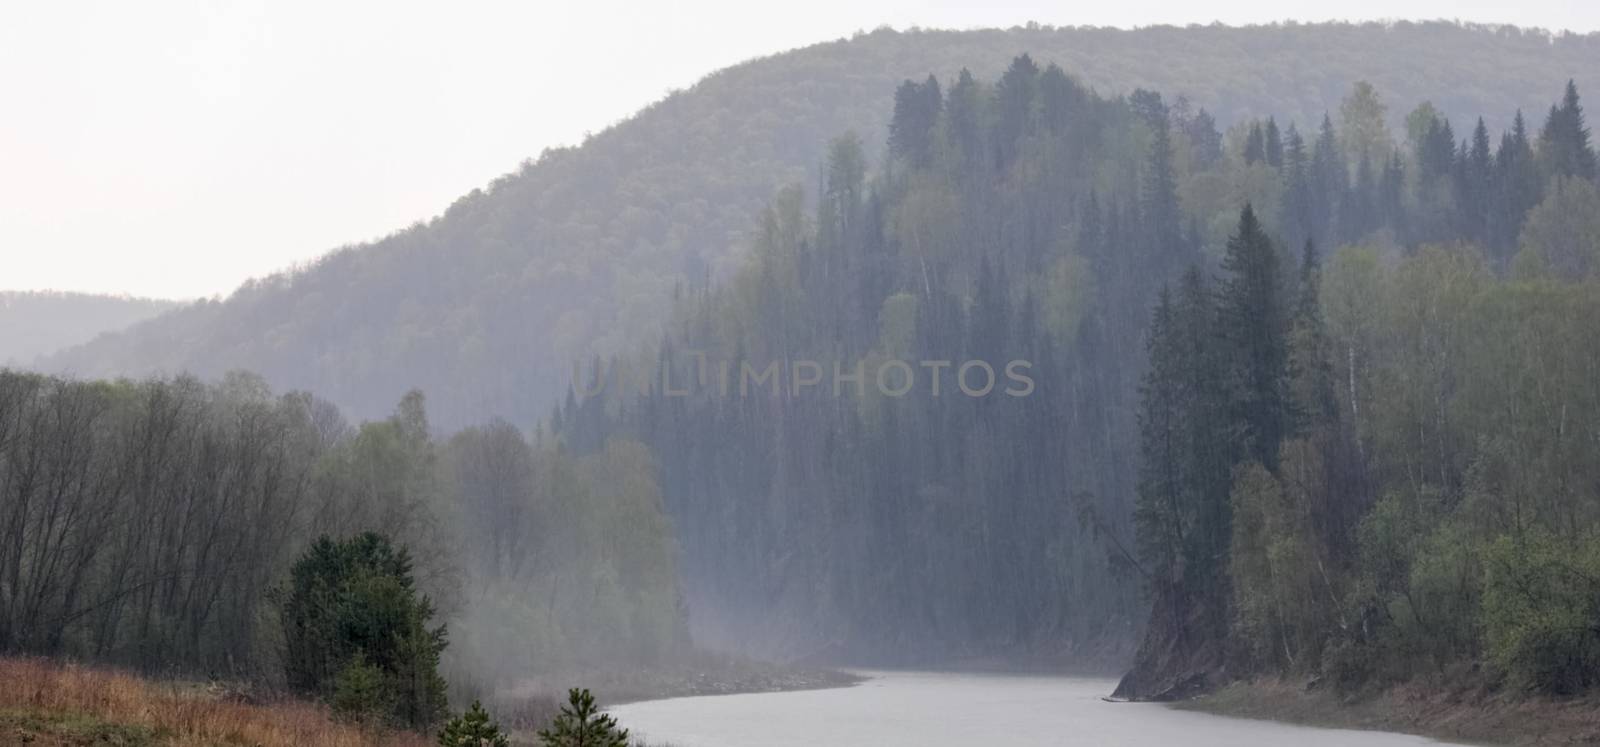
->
[7,16,1600,747]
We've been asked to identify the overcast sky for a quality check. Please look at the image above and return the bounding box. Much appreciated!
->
[4,1,1599,300]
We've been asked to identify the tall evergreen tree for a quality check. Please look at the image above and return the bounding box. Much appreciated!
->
[993,54,1041,169]
[1281,125,1314,251]
[1490,110,1543,266]
[1460,118,1494,244]
[1344,151,1377,240]
[1217,205,1291,472]
[946,68,984,170]
[1244,121,1266,165]
[1265,117,1284,168]
[1288,241,1338,431]
[889,75,942,167]
[1187,108,1224,168]
[1134,288,1187,584]
[1310,116,1347,247]
[1142,115,1186,276]
[1380,151,1407,238]
[1539,80,1598,181]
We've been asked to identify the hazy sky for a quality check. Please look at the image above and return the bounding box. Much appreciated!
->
[4,1,1599,300]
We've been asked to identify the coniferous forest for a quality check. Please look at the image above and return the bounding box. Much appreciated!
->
[558,57,1600,698]
[9,21,1600,745]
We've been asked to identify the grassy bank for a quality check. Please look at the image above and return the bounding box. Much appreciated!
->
[1176,677,1600,746]
[0,657,430,746]
[0,653,855,746]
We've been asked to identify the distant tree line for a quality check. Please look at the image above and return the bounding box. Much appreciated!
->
[46,23,1600,434]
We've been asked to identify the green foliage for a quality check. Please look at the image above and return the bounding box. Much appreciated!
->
[1483,533,1600,695]
[438,701,511,747]
[1217,205,1291,471]
[0,370,399,673]
[1537,80,1597,181]
[536,689,630,747]
[1515,176,1600,279]
[278,533,449,729]
[1340,81,1391,166]
[1229,446,1340,673]
[332,654,392,723]
[13,27,1600,702]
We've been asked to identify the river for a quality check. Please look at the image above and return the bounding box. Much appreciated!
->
[609,670,1466,746]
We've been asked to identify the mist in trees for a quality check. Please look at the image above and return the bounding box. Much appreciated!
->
[8,36,1600,726]
[550,56,1600,702]
[43,23,1600,435]
[0,369,686,703]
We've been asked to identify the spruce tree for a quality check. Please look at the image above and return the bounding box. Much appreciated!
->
[278,533,449,730]
[993,54,1040,169]
[439,701,511,747]
[1459,118,1494,245]
[1217,205,1291,472]
[889,75,941,167]
[1288,241,1338,431]
[1187,108,1224,168]
[1173,266,1235,600]
[1134,287,1186,585]
[1310,115,1347,247]
[1490,111,1543,266]
[1539,80,1598,181]
[1142,116,1185,276]
[1244,121,1266,165]
[946,68,983,169]
[537,689,630,747]
[1265,117,1284,167]
[1380,152,1407,236]
[1281,125,1314,250]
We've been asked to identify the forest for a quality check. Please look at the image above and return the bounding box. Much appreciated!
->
[7,28,1600,740]
[556,56,1600,698]
[0,370,685,705]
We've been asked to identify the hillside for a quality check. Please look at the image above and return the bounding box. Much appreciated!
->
[0,291,178,366]
[43,21,1600,427]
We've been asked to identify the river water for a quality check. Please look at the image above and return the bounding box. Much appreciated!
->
[610,670,1465,746]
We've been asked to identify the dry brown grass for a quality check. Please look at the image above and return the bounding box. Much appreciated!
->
[0,656,434,746]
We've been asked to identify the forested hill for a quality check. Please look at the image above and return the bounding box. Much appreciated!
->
[43,22,1600,428]
[0,291,178,366]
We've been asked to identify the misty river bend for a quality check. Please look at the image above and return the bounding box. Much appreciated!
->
[609,671,1467,747]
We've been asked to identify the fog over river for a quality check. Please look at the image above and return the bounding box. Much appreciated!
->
[610,671,1466,747]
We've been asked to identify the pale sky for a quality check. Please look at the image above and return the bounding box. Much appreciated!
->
[4,1,1598,300]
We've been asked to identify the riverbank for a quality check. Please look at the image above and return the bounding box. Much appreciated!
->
[494,652,862,708]
[1176,677,1600,746]
[479,653,861,743]
[0,656,429,746]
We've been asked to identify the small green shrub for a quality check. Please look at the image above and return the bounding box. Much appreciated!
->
[332,654,391,722]
[438,700,510,747]
[537,688,629,747]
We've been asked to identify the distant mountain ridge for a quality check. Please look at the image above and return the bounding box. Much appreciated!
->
[43,21,1600,427]
[0,291,179,366]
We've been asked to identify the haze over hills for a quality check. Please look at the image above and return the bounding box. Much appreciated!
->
[42,21,1600,427]
[11,15,1600,742]
[0,291,179,366]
